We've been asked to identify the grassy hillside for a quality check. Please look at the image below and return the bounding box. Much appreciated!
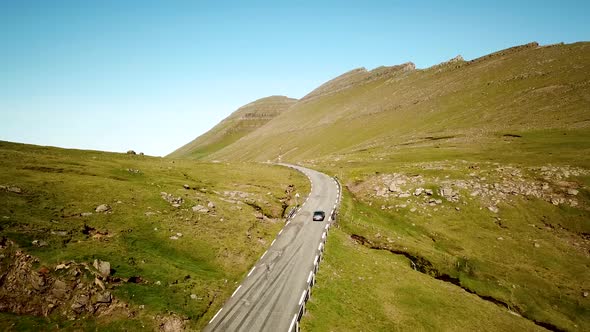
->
[204,42,590,162]
[0,141,308,330]
[168,95,297,159]
[169,41,590,331]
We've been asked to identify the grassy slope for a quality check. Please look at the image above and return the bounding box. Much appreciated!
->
[207,42,590,162]
[0,141,309,330]
[168,95,297,160]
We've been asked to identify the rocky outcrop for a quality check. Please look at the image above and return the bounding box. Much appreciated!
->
[301,62,415,102]
[0,239,129,320]
[353,162,587,215]
[468,42,539,64]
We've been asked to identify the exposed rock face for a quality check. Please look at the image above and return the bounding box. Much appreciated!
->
[0,240,127,319]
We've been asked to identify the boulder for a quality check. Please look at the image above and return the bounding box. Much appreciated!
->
[441,187,454,197]
[388,183,401,193]
[183,184,190,190]
[207,201,215,209]
[126,150,136,155]
[192,205,209,213]
[7,186,22,194]
[414,188,424,196]
[567,188,579,196]
[488,206,499,213]
[95,204,111,213]
[160,315,185,332]
[95,291,112,303]
[93,259,111,277]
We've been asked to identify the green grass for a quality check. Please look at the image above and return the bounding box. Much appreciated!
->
[301,228,543,331]
[0,140,309,330]
[301,148,590,331]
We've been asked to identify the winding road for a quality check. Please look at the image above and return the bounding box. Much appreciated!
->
[204,164,340,332]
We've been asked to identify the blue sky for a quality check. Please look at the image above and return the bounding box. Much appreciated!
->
[1,0,588,156]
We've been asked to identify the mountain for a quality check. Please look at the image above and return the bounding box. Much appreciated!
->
[169,41,590,331]
[168,95,297,159]
[175,41,589,162]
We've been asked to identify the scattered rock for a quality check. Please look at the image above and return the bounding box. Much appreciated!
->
[497,237,504,240]
[190,294,197,300]
[551,197,565,206]
[207,201,215,209]
[95,204,111,213]
[488,206,499,213]
[567,188,579,196]
[414,188,424,196]
[32,240,48,247]
[424,189,433,195]
[127,276,142,283]
[71,295,90,313]
[455,207,461,211]
[160,315,185,332]
[388,183,401,193]
[534,242,541,248]
[192,205,209,213]
[55,263,69,270]
[583,291,589,297]
[95,291,112,303]
[161,192,183,207]
[410,207,417,212]
[183,184,190,190]
[169,236,179,240]
[4,186,23,194]
[95,277,106,290]
[145,212,156,217]
[81,212,93,217]
[126,150,136,155]
[93,260,111,277]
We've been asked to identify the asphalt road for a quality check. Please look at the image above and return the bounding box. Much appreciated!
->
[204,164,340,332]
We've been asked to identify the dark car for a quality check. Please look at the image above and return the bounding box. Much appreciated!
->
[313,211,325,221]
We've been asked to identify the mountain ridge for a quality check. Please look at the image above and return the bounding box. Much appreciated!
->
[169,41,589,162]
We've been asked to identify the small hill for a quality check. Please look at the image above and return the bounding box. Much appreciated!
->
[167,95,297,159]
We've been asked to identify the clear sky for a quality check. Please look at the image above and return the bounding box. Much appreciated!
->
[1,0,588,156]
